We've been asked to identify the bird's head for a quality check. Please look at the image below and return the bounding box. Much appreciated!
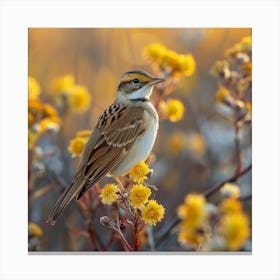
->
[116,70,165,102]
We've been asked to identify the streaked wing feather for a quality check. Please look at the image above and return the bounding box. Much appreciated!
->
[77,104,145,198]
[77,147,126,199]
[47,103,147,224]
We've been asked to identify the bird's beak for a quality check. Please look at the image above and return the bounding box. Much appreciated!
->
[150,77,165,85]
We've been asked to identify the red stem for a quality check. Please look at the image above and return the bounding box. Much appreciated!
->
[86,219,99,251]
[133,216,139,251]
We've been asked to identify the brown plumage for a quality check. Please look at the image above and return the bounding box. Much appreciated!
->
[47,104,145,225]
[47,69,164,225]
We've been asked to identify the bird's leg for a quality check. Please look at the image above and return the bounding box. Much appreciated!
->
[114,176,126,193]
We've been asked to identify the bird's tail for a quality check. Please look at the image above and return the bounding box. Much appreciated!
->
[46,176,85,226]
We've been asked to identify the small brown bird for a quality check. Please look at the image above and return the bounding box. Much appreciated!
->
[47,70,164,225]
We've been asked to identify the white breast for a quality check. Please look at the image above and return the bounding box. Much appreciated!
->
[110,104,158,176]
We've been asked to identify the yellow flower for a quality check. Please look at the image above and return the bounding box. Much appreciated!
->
[28,99,61,134]
[68,130,91,158]
[220,183,240,199]
[245,101,252,112]
[37,116,61,134]
[143,43,168,64]
[68,136,87,158]
[226,36,252,57]
[162,49,181,69]
[242,62,252,75]
[66,85,91,113]
[28,222,43,237]
[143,43,196,77]
[167,132,188,156]
[28,99,44,115]
[28,112,35,126]
[218,212,250,250]
[215,86,230,103]
[240,36,252,52]
[178,224,210,246]
[177,54,196,76]
[128,161,150,183]
[142,200,165,226]
[100,184,120,205]
[186,132,206,158]
[177,193,207,228]
[76,129,92,138]
[44,104,59,117]
[28,76,41,100]
[51,74,75,94]
[210,60,230,78]
[129,184,151,208]
[28,131,38,150]
[160,98,185,122]
[219,198,243,214]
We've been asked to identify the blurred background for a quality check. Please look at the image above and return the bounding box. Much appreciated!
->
[28,28,252,251]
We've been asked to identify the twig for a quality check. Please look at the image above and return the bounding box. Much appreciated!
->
[133,216,139,251]
[204,163,252,198]
[85,219,99,251]
[117,229,133,251]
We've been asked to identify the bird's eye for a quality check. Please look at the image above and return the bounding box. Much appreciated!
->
[132,78,140,84]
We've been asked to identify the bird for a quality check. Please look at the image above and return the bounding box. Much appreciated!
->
[47,69,164,225]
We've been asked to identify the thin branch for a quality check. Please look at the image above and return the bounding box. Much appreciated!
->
[117,229,133,251]
[204,163,252,198]
[85,219,99,251]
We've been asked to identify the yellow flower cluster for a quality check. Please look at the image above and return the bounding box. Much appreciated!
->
[215,86,230,104]
[28,77,62,149]
[178,194,207,228]
[177,187,250,250]
[28,222,43,237]
[129,184,151,208]
[127,162,164,226]
[211,35,252,110]
[68,129,91,158]
[166,132,188,156]
[160,98,185,122]
[50,74,91,113]
[66,85,91,113]
[220,183,240,199]
[100,184,120,205]
[177,194,209,246]
[186,132,206,158]
[28,96,61,149]
[218,212,250,251]
[226,36,252,57]
[219,198,242,214]
[144,43,196,77]
[217,184,250,250]
[28,76,41,100]
[166,131,206,158]
[210,60,230,79]
[51,74,75,94]
[99,181,164,226]
[141,200,165,226]
[128,161,150,183]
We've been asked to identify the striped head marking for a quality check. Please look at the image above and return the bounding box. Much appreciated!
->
[117,70,165,100]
